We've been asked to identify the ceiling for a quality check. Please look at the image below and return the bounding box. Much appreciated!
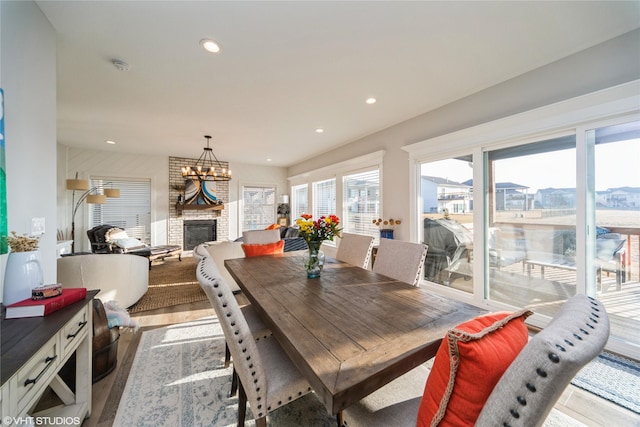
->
[37,1,640,167]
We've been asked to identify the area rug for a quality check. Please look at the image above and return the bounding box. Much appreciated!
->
[128,257,207,314]
[571,351,640,414]
[112,317,584,427]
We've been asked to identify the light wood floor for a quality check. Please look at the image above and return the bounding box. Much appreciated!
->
[82,299,639,427]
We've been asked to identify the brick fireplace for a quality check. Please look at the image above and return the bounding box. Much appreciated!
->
[183,219,217,251]
[169,156,230,250]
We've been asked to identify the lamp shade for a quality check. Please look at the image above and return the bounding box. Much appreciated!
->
[86,194,107,204]
[104,188,120,198]
[66,179,89,191]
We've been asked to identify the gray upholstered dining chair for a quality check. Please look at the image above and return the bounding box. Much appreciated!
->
[196,256,271,396]
[475,294,609,426]
[359,295,609,427]
[336,232,375,269]
[196,257,314,427]
[372,239,428,286]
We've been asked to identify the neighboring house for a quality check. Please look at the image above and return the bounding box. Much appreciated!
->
[421,176,472,214]
[494,182,531,211]
[535,187,577,209]
[604,187,640,209]
[462,179,533,212]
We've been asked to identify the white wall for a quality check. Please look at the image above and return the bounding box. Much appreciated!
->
[227,162,289,240]
[59,145,169,252]
[0,1,57,301]
[287,29,640,241]
[58,145,289,248]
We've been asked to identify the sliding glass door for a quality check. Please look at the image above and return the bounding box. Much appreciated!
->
[589,120,640,347]
[419,157,474,291]
[410,84,639,357]
[486,136,578,313]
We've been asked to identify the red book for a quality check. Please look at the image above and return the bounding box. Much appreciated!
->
[5,288,87,319]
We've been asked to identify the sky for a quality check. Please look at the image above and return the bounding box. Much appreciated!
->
[421,138,639,194]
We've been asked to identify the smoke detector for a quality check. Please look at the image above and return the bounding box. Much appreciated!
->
[112,59,131,71]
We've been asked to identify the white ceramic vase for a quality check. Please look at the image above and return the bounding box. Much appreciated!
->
[3,250,44,305]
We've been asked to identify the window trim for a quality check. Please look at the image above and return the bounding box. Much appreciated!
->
[239,181,278,231]
[342,166,381,241]
[288,150,385,225]
[405,81,639,284]
[404,80,640,357]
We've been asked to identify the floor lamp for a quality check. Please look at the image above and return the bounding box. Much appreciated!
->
[66,176,120,254]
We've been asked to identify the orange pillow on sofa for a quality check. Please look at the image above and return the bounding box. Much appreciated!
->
[265,223,281,230]
[416,309,532,427]
[241,240,284,257]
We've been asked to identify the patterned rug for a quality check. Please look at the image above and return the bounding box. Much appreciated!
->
[113,317,584,427]
[571,351,640,414]
[128,257,207,314]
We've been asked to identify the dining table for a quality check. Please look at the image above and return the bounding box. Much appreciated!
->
[225,252,486,422]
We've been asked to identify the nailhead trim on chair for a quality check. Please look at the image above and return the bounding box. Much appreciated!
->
[196,257,313,422]
[476,295,609,427]
[505,299,605,424]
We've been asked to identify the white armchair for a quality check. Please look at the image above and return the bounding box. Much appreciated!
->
[57,254,149,308]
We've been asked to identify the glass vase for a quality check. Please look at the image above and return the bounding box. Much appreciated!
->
[304,240,325,279]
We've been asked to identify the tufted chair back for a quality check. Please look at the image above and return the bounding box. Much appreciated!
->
[475,294,610,426]
[372,239,428,286]
[196,257,268,415]
[336,233,375,269]
[192,243,209,261]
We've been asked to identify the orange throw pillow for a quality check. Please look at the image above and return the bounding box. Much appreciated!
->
[416,309,532,427]
[265,223,281,230]
[241,240,285,257]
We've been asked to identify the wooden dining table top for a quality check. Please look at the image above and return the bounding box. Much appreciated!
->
[225,252,486,415]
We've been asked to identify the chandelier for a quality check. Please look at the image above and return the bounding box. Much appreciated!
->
[181,135,232,181]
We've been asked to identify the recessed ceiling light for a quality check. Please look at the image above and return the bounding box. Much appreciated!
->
[105,140,116,145]
[365,97,377,105]
[267,158,273,162]
[315,128,324,133]
[200,39,221,53]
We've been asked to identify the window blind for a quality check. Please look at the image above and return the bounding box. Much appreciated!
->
[291,184,308,221]
[89,177,151,243]
[343,169,380,239]
[313,179,336,219]
[242,185,276,230]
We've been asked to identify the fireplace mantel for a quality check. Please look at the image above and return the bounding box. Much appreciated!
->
[176,203,224,216]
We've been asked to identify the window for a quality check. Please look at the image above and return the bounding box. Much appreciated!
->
[591,120,640,350]
[242,185,276,230]
[342,169,380,239]
[313,178,336,219]
[291,184,308,221]
[406,83,639,358]
[486,136,577,308]
[419,157,474,290]
[89,177,151,243]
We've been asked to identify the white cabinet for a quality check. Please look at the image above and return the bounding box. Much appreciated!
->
[1,291,95,425]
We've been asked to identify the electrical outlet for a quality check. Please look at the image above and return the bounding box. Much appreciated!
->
[31,217,45,236]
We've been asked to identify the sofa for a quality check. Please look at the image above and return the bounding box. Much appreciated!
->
[57,254,149,308]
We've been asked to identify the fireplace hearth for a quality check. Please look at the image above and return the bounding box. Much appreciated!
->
[183,219,217,250]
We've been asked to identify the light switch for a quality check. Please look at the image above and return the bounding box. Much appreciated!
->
[31,217,45,236]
